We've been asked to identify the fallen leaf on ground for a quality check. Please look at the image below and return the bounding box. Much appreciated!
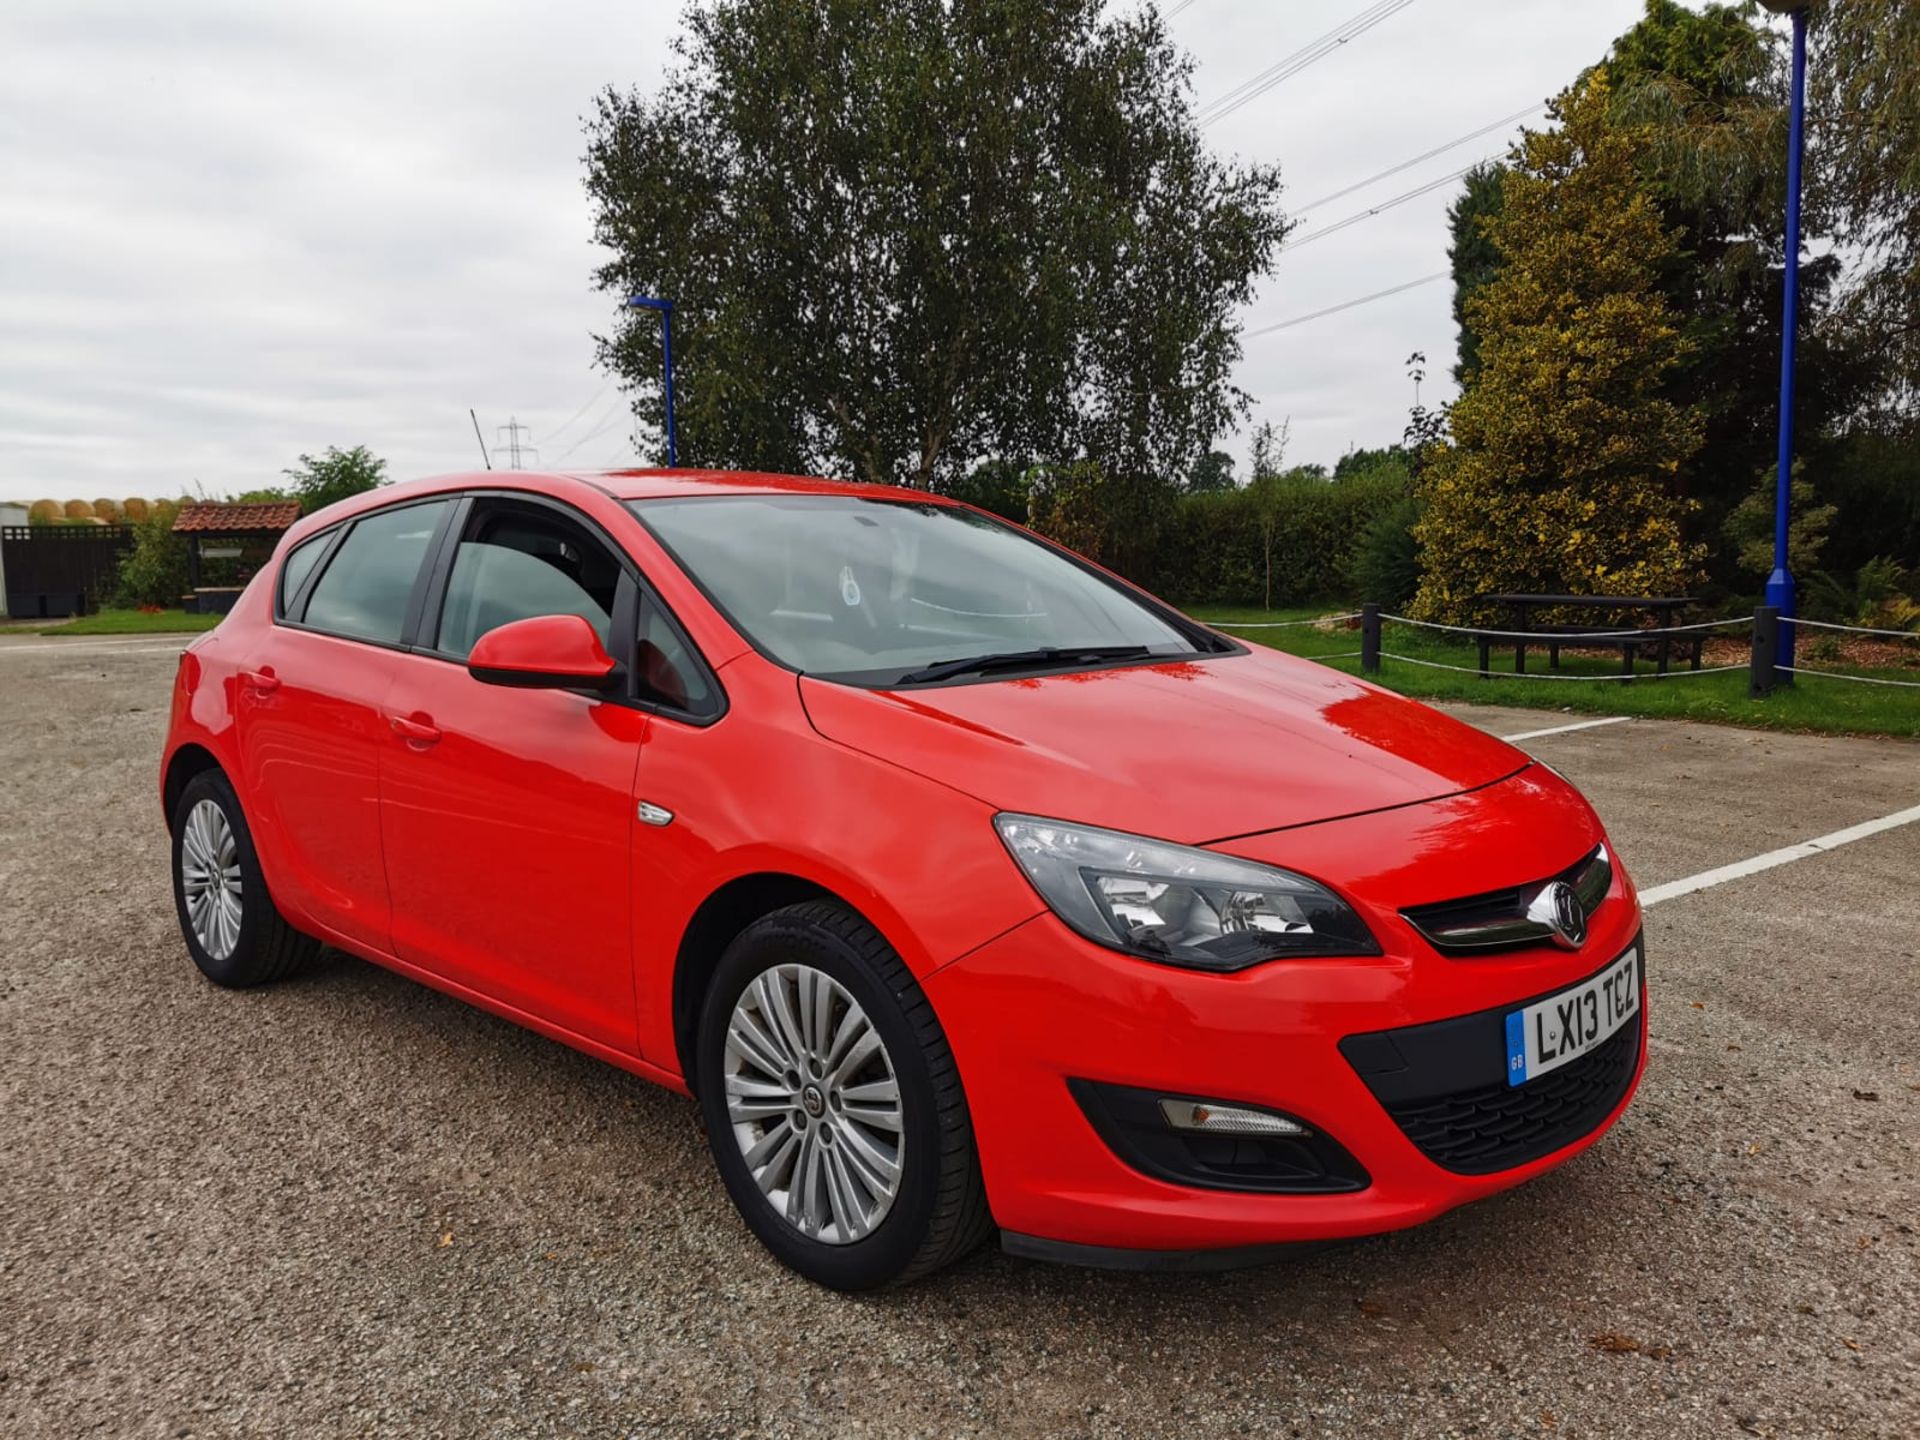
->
[1589,1332,1641,1354]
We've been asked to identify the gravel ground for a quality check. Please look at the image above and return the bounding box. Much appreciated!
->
[1,643,1915,1439]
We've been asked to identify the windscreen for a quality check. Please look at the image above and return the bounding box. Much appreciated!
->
[631,495,1208,685]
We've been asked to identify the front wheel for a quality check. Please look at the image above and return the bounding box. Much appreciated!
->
[696,901,991,1289]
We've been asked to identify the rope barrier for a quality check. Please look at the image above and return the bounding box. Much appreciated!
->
[1379,613,1752,642]
[1778,665,1920,689]
[1377,652,1749,681]
[1212,613,1361,629]
[1785,617,1920,641]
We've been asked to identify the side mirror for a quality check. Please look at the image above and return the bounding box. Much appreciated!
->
[467,614,620,691]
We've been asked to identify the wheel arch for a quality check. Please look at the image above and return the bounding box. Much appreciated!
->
[671,871,876,1093]
[162,742,225,831]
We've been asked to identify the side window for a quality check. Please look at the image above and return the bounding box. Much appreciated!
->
[276,533,329,617]
[302,501,451,645]
[636,596,718,717]
[434,506,621,660]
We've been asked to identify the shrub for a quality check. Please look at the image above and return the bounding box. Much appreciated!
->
[1805,556,1920,631]
[1347,495,1423,609]
[115,502,189,608]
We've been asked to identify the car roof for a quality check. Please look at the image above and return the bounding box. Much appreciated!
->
[567,468,951,504]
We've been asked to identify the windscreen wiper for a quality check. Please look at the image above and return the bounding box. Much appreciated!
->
[895,645,1159,686]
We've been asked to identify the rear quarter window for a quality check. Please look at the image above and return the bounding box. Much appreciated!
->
[300,501,451,645]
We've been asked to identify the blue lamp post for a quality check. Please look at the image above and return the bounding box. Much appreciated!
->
[1761,0,1811,681]
[625,294,679,468]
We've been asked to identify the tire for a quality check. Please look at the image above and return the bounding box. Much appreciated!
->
[696,901,992,1290]
[170,768,320,988]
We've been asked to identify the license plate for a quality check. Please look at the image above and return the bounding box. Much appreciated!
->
[1504,948,1640,1087]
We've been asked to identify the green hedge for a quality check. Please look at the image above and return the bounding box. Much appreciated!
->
[1147,464,1411,607]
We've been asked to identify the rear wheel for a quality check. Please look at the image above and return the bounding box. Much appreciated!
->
[696,901,991,1289]
[170,769,319,987]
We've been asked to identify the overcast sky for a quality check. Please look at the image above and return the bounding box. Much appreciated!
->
[1,0,1666,504]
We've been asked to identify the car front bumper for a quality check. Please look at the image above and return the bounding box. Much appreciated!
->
[923,790,1648,1258]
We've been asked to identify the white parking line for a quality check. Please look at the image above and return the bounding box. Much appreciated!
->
[1500,716,1632,743]
[1640,803,1920,908]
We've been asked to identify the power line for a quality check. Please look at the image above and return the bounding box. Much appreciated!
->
[1198,0,1420,129]
[543,379,612,449]
[1293,102,1538,214]
[550,403,628,466]
[1244,271,1448,338]
[1166,0,1200,16]
[1282,161,1484,253]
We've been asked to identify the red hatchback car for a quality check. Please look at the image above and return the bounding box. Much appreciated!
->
[161,469,1645,1288]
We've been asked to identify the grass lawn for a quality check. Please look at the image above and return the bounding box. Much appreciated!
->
[1187,603,1920,739]
[38,608,223,636]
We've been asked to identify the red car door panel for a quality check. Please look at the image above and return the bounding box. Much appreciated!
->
[234,628,400,953]
[378,652,646,1052]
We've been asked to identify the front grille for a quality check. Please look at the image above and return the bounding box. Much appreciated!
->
[1338,939,1645,1176]
[1380,1019,1640,1174]
[1401,844,1611,955]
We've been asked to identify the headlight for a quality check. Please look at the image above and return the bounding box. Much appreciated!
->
[993,814,1380,971]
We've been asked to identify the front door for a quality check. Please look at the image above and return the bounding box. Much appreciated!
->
[377,497,645,1051]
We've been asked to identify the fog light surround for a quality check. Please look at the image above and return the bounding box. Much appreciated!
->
[1068,1080,1369,1195]
[1158,1098,1307,1137]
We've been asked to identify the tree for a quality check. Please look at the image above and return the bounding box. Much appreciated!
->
[1333,444,1408,480]
[1811,0,1920,420]
[1247,418,1288,482]
[1446,164,1506,384]
[934,458,1031,523]
[583,0,1288,488]
[1450,2,1878,581]
[282,446,386,516]
[232,486,293,505]
[1412,73,1706,623]
[1187,450,1236,494]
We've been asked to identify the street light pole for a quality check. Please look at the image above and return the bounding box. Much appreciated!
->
[625,295,679,468]
[1762,0,1810,682]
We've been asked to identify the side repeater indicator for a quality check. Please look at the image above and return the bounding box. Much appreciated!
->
[636,801,674,827]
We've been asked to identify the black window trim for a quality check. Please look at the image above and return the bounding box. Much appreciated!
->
[624,492,1246,691]
[407,488,728,728]
[276,528,342,620]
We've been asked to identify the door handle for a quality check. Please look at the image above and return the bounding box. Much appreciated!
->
[389,714,442,746]
[241,669,280,694]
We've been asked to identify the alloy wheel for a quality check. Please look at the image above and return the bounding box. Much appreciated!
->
[180,798,244,961]
[722,963,905,1245]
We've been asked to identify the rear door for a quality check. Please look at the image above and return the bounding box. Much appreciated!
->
[235,498,455,953]
[376,494,649,1051]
